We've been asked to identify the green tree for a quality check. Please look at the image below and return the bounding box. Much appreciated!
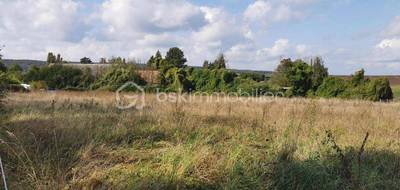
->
[202,60,210,69]
[47,52,56,64]
[79,68,95,89]
[23,65,84,89]
[109,57,126,65]
[0,61,6,73]
[100,58,107,64]
[7,63,23,82]
[163,67,192,92]
[24,66,42,82]
[165,47,187,68]
[316,77,348,98]
[311,56,328,91]
[147,55,155,68]
[0,49,5,108]
[351,69,365,86]
[56,54,62,63]
[93,64,145,91]
[285,60,313,96]
[80,57,92,64]
[8,63,23,72]
[271,58,294,87]
[211,53,227,69]
[147,50,163,69]
[367,78,393,101]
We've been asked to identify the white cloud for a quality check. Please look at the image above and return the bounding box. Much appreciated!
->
[243,0,308,29]
[0,0,317,72]
[295,44,309,55]
[244,0,272,22]
[257,39,290,57]
[377,38,400,49]
[225,39,312,70]
[0,0,80,41]
[100,0,205,40]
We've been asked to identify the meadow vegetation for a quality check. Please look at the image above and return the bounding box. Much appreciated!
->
[0,47,395,102]
[1,92,400,189]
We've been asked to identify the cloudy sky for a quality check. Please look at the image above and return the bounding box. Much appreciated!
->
[1,0,400,74]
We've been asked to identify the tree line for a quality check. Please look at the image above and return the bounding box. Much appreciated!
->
[0,47,394,101]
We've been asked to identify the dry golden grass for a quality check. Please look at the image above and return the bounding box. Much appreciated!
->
[2,91,400,189]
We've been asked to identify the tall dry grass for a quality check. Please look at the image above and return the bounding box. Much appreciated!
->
[1,91,400,189]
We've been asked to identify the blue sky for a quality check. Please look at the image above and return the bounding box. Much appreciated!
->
[1,0,400,75]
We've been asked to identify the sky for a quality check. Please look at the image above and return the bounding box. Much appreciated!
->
[1,0,400,75]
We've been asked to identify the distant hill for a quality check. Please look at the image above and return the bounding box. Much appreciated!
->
[2,59,46,70]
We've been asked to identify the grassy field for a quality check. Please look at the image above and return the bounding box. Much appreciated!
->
[393,85,400,100]
[1,91,400,189]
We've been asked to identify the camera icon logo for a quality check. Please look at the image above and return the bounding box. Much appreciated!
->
[115,81,145,110]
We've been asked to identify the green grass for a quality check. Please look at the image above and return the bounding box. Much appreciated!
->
[392,85,400,100]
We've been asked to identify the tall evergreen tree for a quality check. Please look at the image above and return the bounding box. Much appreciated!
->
[311,56,328,91]
[165,47,187,68]
[213,53,226,69]
[47,52,56,64]
[99,58,107,64]
[0,49,6,72]
[56,54,62,63]
[147,55,155,68]
[202,60,210,69]
[153,50,163,69]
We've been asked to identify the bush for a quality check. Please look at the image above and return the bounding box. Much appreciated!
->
[30,81,48,91]
[238,72,265,82]
[286,60,313,96]
[78,68,95,89]
[0,71,21,85]
[271,59,317,97]
[188,68,236,92]
[0,61,7,72]
[316,77,348,98]
[233,78,271,95]
[162,67,192,92]
[366,78,393,101]
[24,65,85,90]
[93,64,146,91]
[316,76,393,101]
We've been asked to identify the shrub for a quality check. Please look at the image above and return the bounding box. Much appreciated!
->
[8,63,23,72]
[233,78,271,95]
[0,71,21,85]
[163,67,192,92]
[78,68,95,89]
[93,64,146,91]
[311,57,328,91]
[286,60,313,96]
[238,72,265,82]
[188,68,236,92]
[366,78,393,101]
[24,65,85,89]
[316,77,348,98]
[30,81,48,91]
[271,59,318,97]
[24,66,42,82]
[0,61,7,72]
